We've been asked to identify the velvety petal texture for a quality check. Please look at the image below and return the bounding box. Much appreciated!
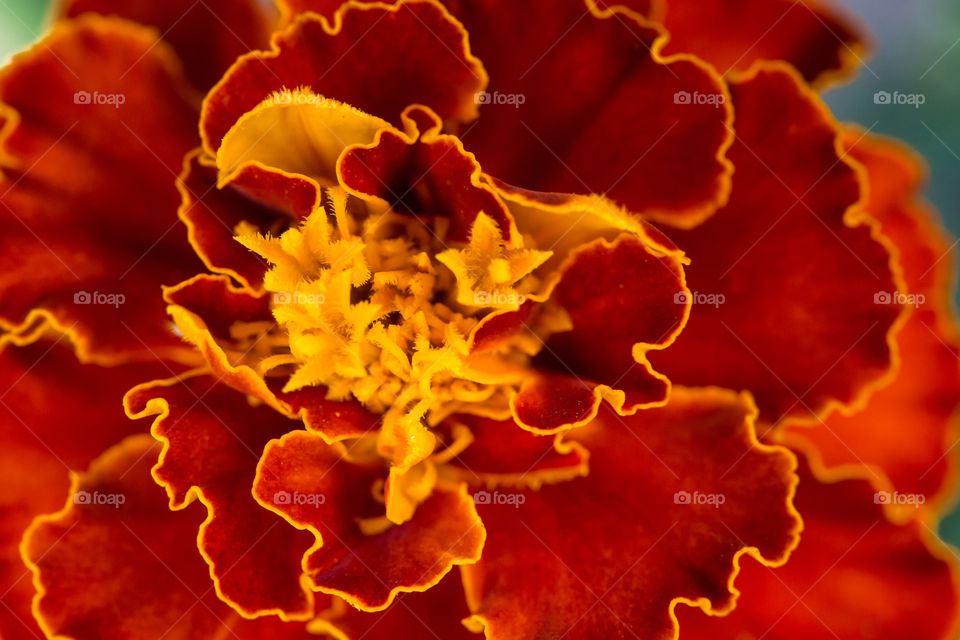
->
[443,0,734,226]
[782,132,960,517]
[675,458,960,640]
[651,64,902,424]
[462,387,801,640]
[201,0,487,153]
[124,374,317,620]
[0,16,204,364]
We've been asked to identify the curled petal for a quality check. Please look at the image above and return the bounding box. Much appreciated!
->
[277,0,346,23]
[253,430,485,611]
[516,234,687,432]
[650,63,903,424]
[338,104,515,243]
[309,571,476,640]
[443,0,733,226]
[651,0,868,87]
[201,1,487,153]
[22,434,324,640]
[124,374,316,620]
[163,273,272,343]
[675,457,960,640]
[59,0,276,89]
[0,340,175,639]
[781,132,960,516]
[178,150,294,290]
[440,413,589,489]
[461,387,801,640]
[0,16,204,364]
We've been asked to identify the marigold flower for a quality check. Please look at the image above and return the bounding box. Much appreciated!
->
[1,1,958,639]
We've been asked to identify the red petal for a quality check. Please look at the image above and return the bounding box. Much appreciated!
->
[278,0,353,22]
[441,413,589,488]
[529,234,687,423]
[0,339,176,639]
[650,64,902,424]
[675,457,960,640]
[339,105,514,243]
[311,571,476,640]
[60,0,276,90]
[253,430,485,611]
[442,0,733,226]
[164,273,272,343]
[462,387,800,639]
[0,16,205,364]
[654,0,868,87]
[178,149,294,290]
[22,434,323,639]
[781,132,960,515]
[201,1,487,153]
[124,374,316,620]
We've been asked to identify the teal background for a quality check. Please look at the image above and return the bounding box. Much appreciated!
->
[1,1,959,545]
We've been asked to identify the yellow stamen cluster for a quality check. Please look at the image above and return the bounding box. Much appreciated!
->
[236,187,552,457]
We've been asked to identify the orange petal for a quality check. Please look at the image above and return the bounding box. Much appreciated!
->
[276,0,347,23]
[529,233,688,422]
[310,571,477,640]
[443,0,733,227]
[253,430,485,611]
[59,0,276,90]
[652,0,868,87]
[440,413,589,489]
[124,374,317,620]
[0,16,205,365]
[650,63,902,424]
[0,339,177,639]
[201,1,487,154]
[338,105,515,243]
[461,387,801,639]
[675,457,960,640]
[781,132,960,516]
[22,434,325,639]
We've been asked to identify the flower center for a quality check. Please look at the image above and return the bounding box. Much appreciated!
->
[236,187,558,459]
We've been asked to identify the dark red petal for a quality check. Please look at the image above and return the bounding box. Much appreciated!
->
[272,382,383,444]
[441,413,589,488]
[782,132,960,515]
[0,16,205,364]
[0,339,176,639]
[201,1,487,153]
[124,374,316,620]
[510,372,603,435]
[339,105,514,243]
[533,234,688,419]
[310,571,476,640]
[164,273,271,343]
[253,430,485,611]
[22,435,323,640]
[650,64,902,424]
[675,457,960,640]
[59,0,276,90]
[443,0,733,226]
[178,149,295,291]
[654,0,868,87]
[462,387,800,639]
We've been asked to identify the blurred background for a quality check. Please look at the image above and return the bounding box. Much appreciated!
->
[1,1,958,540]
